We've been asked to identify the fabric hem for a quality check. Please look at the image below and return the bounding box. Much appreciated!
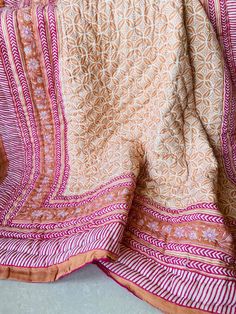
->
[96,262,209,314]
[0,249,116,282]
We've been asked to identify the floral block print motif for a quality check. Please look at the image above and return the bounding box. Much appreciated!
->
[0,0,236,313]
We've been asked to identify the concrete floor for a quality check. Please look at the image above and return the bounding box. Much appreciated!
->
[0,264,162,314]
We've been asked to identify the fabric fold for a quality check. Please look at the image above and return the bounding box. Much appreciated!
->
[0,0,235,313]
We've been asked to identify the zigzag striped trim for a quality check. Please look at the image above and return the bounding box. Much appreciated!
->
[100,245,236,314]
[0,221,124,268]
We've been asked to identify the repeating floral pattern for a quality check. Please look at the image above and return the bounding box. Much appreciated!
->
[0,0,236,312]
[57,0,226,211]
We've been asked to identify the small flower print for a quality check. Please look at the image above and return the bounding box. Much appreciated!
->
[202,228,218,242]
[45,155,53,162]
[75,208,81,214]
[44,134,51,143]
[138,218,145,226]
[45,212,53,219]
[121,188,130,195]
[174,227,185,238]
[189,231,197,240]
[22,26,32,39]
[106,194,114,201]
[148,222,157,231]
[57,210,67,218]
[24,14,31,22]
[39,111,47,119]
[37,76,43,83]
[45,125,52,131]
[37,103,45,110]
[163,225,172,234]
[28,58,39,70]
[24,45,32,55]
[34,87,45,98]
[44,146,50,154]
[32,210,44,218]
[41,177,49,184]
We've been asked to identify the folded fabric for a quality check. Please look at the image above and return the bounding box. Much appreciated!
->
[0,0,235,313]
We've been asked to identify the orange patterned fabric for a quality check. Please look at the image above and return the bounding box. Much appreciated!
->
[0,0,236,313]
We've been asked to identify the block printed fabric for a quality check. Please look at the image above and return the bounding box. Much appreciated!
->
[0,0,236,313]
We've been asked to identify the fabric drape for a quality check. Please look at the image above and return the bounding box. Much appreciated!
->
[0,0,236,313]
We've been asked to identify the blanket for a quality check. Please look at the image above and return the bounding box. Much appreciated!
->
[0,0,235,313]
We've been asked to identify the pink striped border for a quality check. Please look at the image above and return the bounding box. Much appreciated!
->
[0,9,34,223]
[0,221,124,268]
[125,227,235,277]
[100,245,236,314]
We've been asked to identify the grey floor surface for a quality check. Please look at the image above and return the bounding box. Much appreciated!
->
[0,264,162,314]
